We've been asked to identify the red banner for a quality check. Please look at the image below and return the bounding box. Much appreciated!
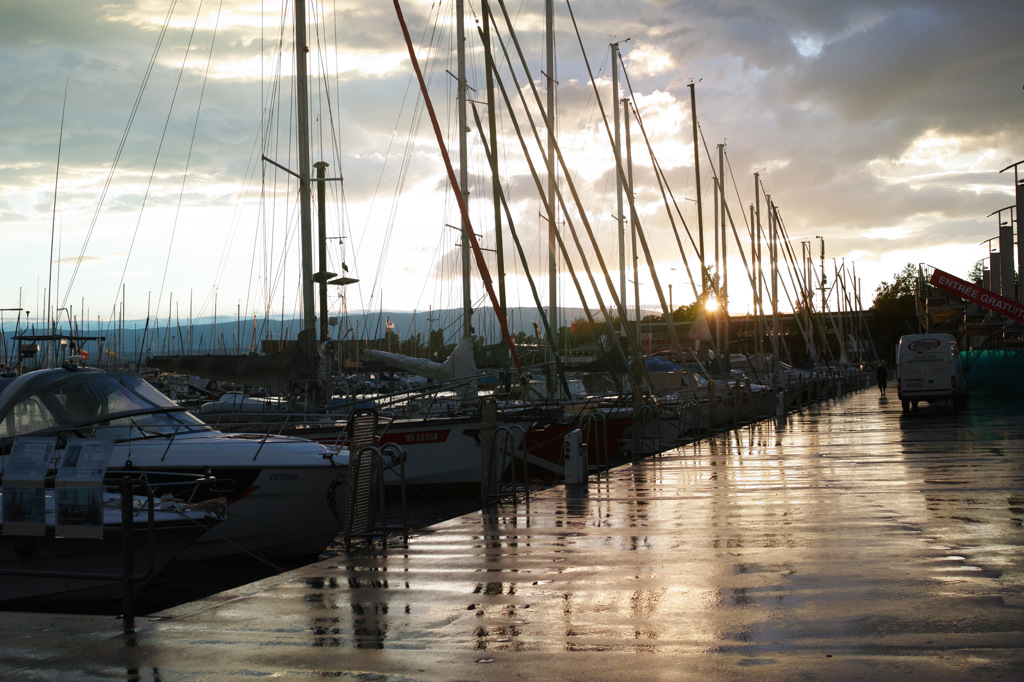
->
[929,268,1024,325]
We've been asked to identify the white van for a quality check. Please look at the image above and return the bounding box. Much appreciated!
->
[896,333,966,412]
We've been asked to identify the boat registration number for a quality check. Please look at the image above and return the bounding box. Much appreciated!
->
[384,429,450,445]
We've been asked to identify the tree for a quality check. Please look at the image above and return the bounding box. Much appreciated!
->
[870,263,919,354]
[427,328,446,360]
[671,299,707,322]
[872,263,917,306]
[968,261,984,285]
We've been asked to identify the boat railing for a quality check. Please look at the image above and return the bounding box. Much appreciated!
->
[0,476,184,634]
[343,442,408,549]
[487,424,528,506]
[105,467,235,507]
[579,411,608,475]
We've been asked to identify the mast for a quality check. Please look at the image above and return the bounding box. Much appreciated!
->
[755,172,763,318]
[314,160,334,393]
[688,81,706,299]
[718,142,728,373]
[457,0,472,340]
[314,161,331,344]
[769,196,779,378]
[545,0,557,396]
[392,0,523,375]
[293,0,316,340]
[612,41,625,310]
[482,0,505,319]
[625,97,640,351]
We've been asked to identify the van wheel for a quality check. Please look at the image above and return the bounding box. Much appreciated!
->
[901,399,909,413]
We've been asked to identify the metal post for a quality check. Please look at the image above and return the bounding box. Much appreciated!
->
[120,476,135,634]
[293,0,315,339]
[689,82,705,298]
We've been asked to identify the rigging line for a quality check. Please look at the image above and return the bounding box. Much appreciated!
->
[617,63,702,260]
[472,102,572,396]
[194,4,275,323]
[703,149,760,309]
[490,1,635,376]
[617,62,700,301]
[766,202,803,301]
[115,0,209,358]
[566,0,689,375]
[393,0,524,373]
[360,2,441,313]
[75,0,181,335]
[48,80,68,335]
[768,207,814,354]
[485,10,616,331]
[723,151,752,238]
[632,109,701,302]
[253,8,287,321]
[156,0,224,333]
[719,180,764,323]
[313,3,353,248]
[774,209,818,331]
[312,8,354,290]
[245,4,291,321]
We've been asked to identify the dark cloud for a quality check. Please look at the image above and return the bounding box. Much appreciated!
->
[3,0,1022,316]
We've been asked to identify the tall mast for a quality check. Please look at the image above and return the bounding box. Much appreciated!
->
[612,41,625,308]
[457,0,472,340]
[545,0,557,396]
[689,81,705,299]
[769,196,779,378]
[294,0,315,339]
[625,97,640,350]
[483,0,505,318]
[755,172,762,318]
[718,142,728,373]
[314,161,330,343]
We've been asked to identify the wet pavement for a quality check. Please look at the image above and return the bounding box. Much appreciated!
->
[2,388,1022,680]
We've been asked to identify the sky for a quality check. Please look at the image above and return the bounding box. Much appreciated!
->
[2,0,1023,341]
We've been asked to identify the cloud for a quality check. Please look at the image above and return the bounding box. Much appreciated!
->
[2,0,1022,320]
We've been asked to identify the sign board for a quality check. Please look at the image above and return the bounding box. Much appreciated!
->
[1,438,56,537]
[54,439,114,539]
[929,268,1024,324]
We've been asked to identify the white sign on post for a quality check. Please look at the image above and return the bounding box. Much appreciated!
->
[2,438,56,537]
[55,439,114,539]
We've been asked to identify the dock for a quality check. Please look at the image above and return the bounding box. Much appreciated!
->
[2,388,1022,680]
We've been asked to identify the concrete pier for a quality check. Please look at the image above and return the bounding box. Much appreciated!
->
[2,389,1022,680]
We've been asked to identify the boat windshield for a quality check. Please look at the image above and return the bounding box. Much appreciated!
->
[0,373,210,441]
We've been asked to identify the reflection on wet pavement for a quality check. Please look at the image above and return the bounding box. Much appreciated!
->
[321,393,1019,659]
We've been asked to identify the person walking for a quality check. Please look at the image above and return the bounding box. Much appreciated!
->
[876,361,888,398]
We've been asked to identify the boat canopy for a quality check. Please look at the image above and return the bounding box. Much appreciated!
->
[0,367,209,442]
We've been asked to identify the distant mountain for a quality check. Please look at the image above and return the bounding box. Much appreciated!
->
[1,307,599,360]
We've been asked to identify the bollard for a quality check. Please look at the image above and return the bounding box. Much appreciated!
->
[563,429,588,485]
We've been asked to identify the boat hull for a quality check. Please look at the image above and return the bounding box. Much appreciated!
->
[106,433,346,560]
[0,519,214,602]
